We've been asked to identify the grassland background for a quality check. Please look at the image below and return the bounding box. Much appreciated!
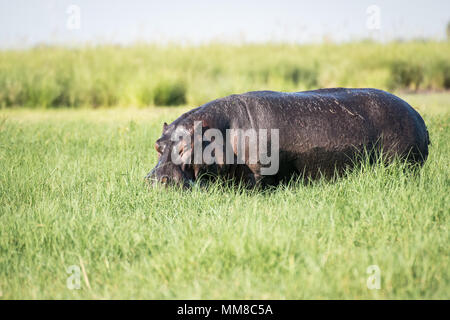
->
[1,41,450,108]
[0,92,448,299]
[0,41,449,299]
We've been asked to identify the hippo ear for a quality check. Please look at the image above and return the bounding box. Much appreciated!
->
[163,122,168,130]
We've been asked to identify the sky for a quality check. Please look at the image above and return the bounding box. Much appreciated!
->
[0,0,449,48]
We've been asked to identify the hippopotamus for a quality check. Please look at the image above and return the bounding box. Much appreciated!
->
[145,88,430,188]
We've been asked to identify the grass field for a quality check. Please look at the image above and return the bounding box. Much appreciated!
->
[1,42,450,108]
[0,92,449,299]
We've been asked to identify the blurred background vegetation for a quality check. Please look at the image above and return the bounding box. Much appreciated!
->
[0,41,449,108]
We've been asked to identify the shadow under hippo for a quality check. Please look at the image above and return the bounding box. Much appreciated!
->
[145,88,430,188]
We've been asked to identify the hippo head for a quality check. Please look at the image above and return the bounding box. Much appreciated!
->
[145,122,195,188]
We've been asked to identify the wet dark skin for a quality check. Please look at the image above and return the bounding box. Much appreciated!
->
[146,88,430,188]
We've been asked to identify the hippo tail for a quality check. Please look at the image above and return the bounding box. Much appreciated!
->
[426,129,431,146]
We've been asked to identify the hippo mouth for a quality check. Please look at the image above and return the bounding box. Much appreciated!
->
[145,165,194,189]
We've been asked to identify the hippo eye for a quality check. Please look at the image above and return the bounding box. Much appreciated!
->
[155,142,165,154]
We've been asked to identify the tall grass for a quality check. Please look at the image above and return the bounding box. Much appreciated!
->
[0,41,449,108]
[0,94,448,298]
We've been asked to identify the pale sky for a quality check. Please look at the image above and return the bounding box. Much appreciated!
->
[0,0,449,48]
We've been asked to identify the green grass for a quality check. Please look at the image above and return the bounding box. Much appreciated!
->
[1,41,450,108]
[0,93,449,299]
